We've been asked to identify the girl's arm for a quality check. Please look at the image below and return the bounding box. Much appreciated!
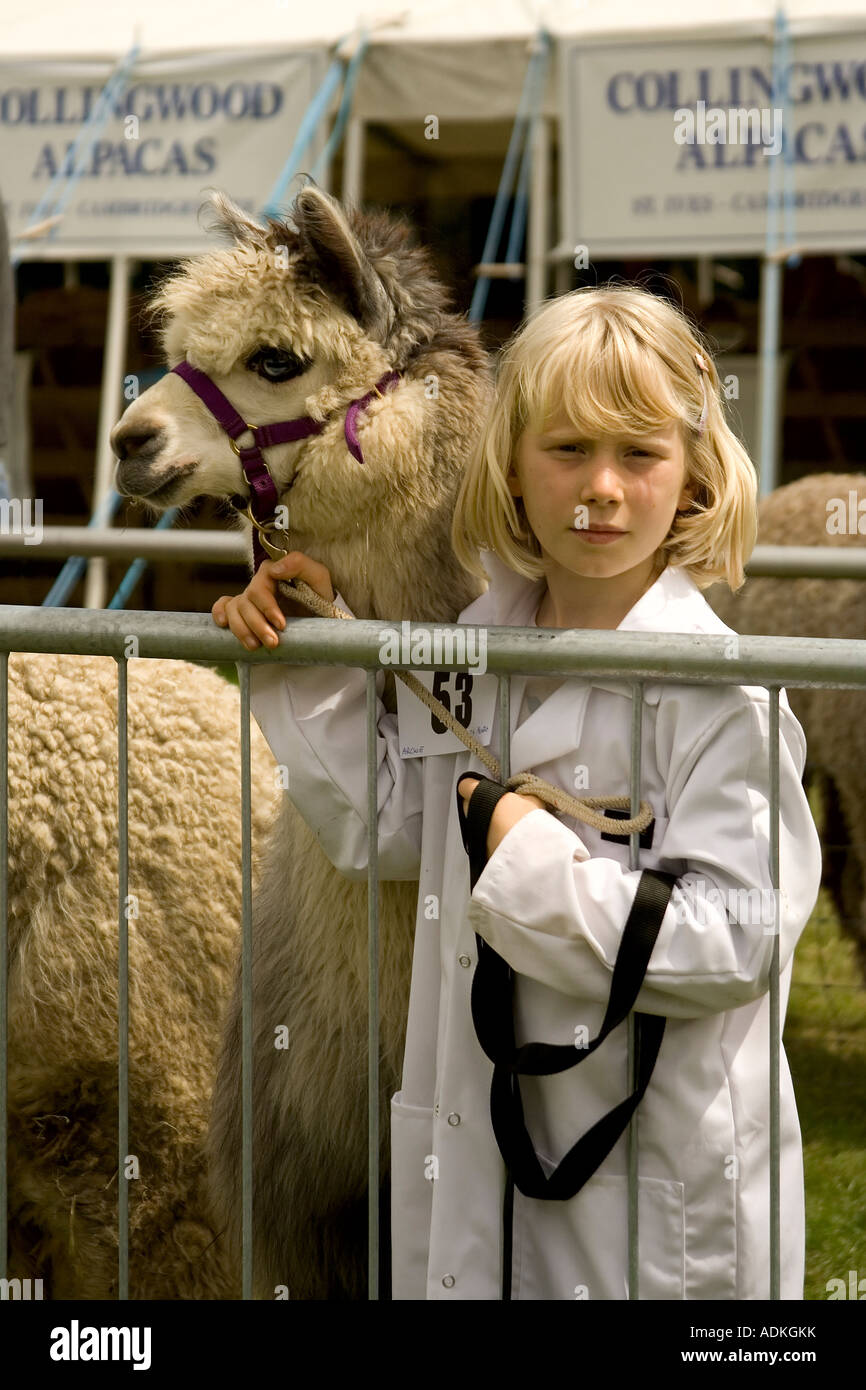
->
[461,691,822,1018]
[213,555,423,882]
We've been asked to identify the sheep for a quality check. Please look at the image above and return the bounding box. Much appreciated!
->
[705,471,866,983]
[110,185,492,1298]
[6,651,280,1297]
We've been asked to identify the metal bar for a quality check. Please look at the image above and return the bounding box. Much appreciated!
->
[342,118,366,206]
[744,547,866,580]
[498,677,512,784]
[526,113,551,315]
[6,534,866,579]
[115,655,129,1300]
[366,670,380,1299]
[756,256,784,499]
[627,681,645,1298]
[756,9,790,499]
[238,663,254,1300]
[0,652,7,1278]
[0,527,248,562]
[769,687,781,1299]
[3,610,866,690]
[697,258,714,308]
[12,243,219,262]
[85,256,131,609]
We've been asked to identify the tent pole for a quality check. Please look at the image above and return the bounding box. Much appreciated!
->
[756,255,783,498]
[756,7,793,503]
[342,117,366,206]
[526,114,551,315]
[85,254,130,609]
[697,257,713,307]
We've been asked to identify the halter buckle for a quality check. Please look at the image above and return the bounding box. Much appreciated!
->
[234,498,292,562]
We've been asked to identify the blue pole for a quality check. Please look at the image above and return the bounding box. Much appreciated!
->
[42,490,123,608]
[107,509,180,610]
[469,33,551,324]
[262,47,349,218]
[311,31,369,185]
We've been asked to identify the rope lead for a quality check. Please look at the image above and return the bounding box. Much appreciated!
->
[279,575,655,837]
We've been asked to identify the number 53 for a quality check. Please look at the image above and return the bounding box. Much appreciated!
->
[430,671,473,734]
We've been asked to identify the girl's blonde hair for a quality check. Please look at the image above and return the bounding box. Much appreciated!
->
[451,283,758,592]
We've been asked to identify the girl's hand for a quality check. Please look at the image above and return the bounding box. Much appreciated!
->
[457,776,548,857]
[212,552,335,650]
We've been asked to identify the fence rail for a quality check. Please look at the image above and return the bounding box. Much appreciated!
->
[2,534,866,577]
[2,606,865,1301]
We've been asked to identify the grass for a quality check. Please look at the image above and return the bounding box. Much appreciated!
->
[202,660,865,1300]
[786,784,866,1299]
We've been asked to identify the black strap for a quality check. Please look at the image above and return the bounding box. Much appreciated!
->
[471,867,677,1202]
[453,773,676,1203]
[455,773,513,890]
[472,868,675,1075]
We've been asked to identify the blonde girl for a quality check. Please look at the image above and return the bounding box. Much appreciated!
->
[214,284,821,1300]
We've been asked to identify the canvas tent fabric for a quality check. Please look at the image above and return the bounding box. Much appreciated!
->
[4,1,865,121]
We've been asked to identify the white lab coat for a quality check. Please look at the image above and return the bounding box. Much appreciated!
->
[249,553,822,1301]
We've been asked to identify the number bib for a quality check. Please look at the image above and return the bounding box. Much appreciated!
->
[395,669,499,757]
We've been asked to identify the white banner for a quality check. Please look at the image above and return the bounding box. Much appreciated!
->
[560,31,866,257]
[0,48,328,256]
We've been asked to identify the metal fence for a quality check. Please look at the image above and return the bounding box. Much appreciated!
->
[2,604,866,1301]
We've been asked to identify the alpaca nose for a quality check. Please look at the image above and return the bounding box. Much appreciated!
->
[111,421,165,463]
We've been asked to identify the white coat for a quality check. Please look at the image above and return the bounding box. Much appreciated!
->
[248,553,822,1301]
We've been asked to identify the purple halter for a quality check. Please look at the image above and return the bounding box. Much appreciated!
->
[170,359,400,570]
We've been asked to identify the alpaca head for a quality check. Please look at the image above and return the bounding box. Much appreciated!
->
[110,185,485,543]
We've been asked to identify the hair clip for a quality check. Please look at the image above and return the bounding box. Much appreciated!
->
[694,351,709,436]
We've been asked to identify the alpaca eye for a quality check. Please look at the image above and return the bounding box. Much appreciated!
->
[246,347,311,383]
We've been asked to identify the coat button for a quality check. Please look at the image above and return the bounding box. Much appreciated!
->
[458,954,471,968]
[442,1274,455,1288]
[447,1113,461,1126]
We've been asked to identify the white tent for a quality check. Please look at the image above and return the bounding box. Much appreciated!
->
[4,0,866,599]
[6,0,866,114]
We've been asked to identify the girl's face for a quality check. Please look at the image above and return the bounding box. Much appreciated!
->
[508,407,694,590]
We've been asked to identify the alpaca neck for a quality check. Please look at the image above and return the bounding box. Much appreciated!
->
[283,525,484,625]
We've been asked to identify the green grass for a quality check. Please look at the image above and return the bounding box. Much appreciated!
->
[193,661,240,687]
[786,787,866,1298]
[201,670,864,1299]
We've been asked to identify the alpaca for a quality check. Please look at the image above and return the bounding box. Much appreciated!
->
[110,185,492,1298]
[706,471,866,982]
[6,651,280,1297]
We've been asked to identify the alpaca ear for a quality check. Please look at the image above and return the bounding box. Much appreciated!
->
[292,185,395,342]
[198,189,269,248]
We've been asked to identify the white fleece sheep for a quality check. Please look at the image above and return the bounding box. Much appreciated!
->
[706,471,866,982]
[6,651,279,1297]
